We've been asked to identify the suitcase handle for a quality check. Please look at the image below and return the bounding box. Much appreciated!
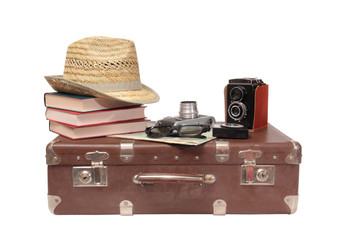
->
[133,173,216,185]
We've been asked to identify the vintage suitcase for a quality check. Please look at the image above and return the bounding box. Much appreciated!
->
[46,124,301,215]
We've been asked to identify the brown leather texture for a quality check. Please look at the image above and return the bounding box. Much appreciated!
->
[253,84,269,131]
[47,124,301,214]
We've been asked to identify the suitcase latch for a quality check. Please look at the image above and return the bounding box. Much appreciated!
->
[239,149,275,185]
[72,151,108,187]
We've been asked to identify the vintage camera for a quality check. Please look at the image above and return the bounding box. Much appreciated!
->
[225,78,268,131]
[146,101,215,138]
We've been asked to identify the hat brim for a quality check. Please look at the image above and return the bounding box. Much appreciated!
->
[45,75,160,104]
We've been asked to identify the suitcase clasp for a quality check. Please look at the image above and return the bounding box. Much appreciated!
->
[239,149,275,185]
[72,151,108,187]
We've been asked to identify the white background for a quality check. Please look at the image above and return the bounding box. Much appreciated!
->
[1,0,351,239]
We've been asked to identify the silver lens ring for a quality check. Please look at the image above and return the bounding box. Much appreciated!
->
[228,101,247,121]
[179,101,199,119]
[230,87,245,101]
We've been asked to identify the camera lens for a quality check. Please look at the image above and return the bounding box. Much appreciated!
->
[179,101,199,119]
[228,102,247,121]
[230,87,246,101]
[231,105,241,117]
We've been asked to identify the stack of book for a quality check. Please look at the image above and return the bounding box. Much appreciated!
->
[44,92,149,139]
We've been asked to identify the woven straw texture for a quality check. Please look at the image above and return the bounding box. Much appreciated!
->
[45,36,159,104]
[63,37,140,84]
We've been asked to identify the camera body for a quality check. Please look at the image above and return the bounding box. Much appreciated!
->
[155,114,215,131]
[225,78,268,131]
[148,101,215,138]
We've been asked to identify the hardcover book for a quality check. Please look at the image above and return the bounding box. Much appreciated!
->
[49,120,149,139]
[44,92,140,112]
[46,106,146,127]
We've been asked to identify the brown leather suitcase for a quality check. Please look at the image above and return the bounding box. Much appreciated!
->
[46,124,301,215]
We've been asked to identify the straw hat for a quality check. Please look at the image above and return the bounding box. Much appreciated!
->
[45,37,159,104]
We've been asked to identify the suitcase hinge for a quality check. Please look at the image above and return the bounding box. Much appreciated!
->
[239,149,275,185]
[72,151,109,187]
[215,140,230,162]
[120,141,134,162]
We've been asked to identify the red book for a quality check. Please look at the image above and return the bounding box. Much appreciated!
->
[46,106,146,127]
[49,120,149,140]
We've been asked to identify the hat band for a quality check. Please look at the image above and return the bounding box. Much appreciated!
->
[83,80,142,92]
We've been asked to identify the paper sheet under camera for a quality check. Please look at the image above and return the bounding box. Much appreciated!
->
[109,130,215,146]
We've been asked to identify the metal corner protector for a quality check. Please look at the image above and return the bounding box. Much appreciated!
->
[285,140,301,165]
[284,195,299,214]
[46,140,61,165]
[48,195,62,214]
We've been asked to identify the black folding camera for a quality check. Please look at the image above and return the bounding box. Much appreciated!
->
[225,78,268,131]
